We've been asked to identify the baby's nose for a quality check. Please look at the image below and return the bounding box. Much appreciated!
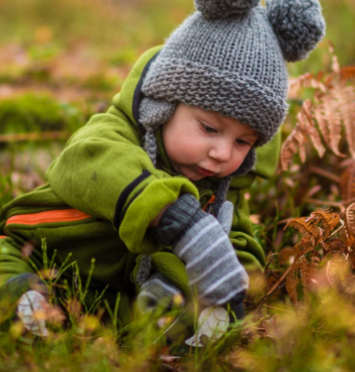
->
[209,143,232,162]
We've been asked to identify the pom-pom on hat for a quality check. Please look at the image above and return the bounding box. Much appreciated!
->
[139,0,325,189]
[193,0,260,19]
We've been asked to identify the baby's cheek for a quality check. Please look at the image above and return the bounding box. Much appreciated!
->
[228,154,247,173]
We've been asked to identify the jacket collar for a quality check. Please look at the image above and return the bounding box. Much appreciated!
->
[132,51,160,134]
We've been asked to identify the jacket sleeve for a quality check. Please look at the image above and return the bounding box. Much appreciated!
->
[46,109,199,255]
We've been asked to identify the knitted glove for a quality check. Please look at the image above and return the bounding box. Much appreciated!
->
[137,272,185,313]
[151,194,249,307]
[17,290,49,336]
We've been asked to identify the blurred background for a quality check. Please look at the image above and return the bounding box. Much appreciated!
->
[0,0,354,206]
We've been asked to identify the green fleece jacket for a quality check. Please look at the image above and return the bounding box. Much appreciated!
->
[0,46,280,320]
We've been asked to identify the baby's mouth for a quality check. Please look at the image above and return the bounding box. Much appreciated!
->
[195,166,215,177]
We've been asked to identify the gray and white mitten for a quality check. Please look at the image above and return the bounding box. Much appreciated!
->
[137,272,185,313]
[152,194,249,307]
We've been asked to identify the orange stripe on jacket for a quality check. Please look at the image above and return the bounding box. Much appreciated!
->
[6,209,93,226]
[0,235,7,239]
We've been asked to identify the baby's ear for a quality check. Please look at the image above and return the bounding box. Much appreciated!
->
[267,0,326,63]
[139,97,177,129]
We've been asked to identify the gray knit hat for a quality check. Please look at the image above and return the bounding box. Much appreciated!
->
[139,0,325,205]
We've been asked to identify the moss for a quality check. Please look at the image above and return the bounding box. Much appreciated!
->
[0,93,87,134]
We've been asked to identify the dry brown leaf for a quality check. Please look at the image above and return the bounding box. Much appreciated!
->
[340,160,355,203]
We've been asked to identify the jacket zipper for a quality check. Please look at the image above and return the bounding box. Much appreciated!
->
[6,209,93,226]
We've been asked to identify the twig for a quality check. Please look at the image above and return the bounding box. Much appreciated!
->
[331,219,345,236]
[303,198,345,212]
[0,131,70,143]
[253,265,292,316]
[265,265,292,298]
[308,166,341,183]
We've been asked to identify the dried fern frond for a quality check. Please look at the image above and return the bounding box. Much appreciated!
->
[344,202,355,246]
[310,208,340,240]
[292,239,318,271]
[284,216,321,241]
[340,160,355,203]
[299,257,311,292]
[332,85,355,158]
[288,72,326,98]
[313,91,344,157]
[311,250,321,269]
[286,264,299,304]
[300,251,321,294]
[324,237,347,253]
[281,47,355,171]
[280,122,306,171]
[281,204,355,307]
[302,99,326,158]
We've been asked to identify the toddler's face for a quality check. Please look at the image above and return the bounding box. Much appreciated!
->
[162,103,258,181]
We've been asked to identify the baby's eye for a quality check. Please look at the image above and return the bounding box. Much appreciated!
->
[202,123,217,134]
[236,139,251,146]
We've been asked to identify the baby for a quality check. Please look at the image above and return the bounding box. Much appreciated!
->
[0,0,325,336]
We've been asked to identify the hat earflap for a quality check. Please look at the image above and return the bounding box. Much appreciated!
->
[232,147,256,176]
[267,0,326,63]
[194,0,260,20]
[139,96,177,130]
[139,97,177,167]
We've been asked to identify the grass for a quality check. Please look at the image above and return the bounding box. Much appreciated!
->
[1,0,355,370]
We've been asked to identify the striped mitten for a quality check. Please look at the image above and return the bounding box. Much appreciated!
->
[137,272,185,313]
[152,194,249,307]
